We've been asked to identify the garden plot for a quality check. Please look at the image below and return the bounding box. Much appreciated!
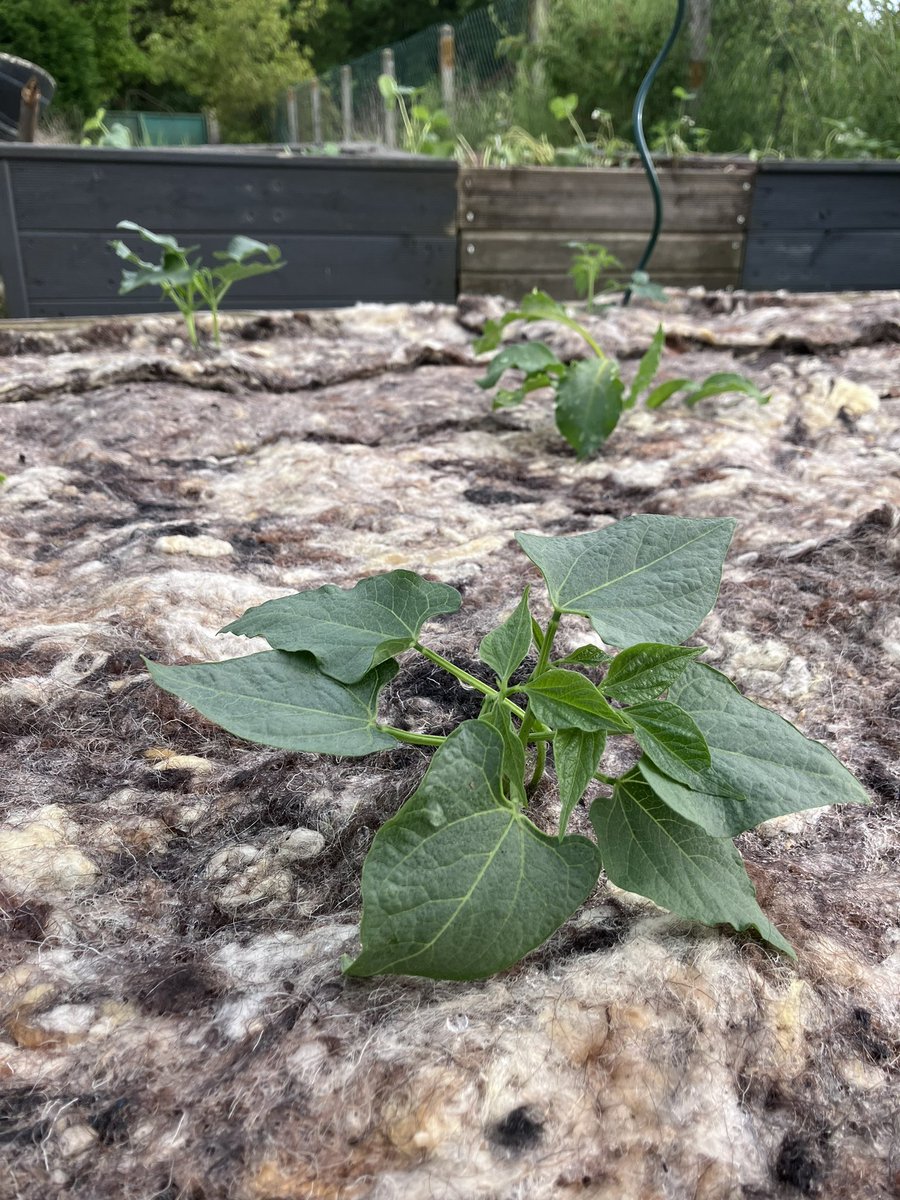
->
[0,292,898,1200]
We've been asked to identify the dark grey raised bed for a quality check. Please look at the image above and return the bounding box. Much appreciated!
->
[0,144,458,318]
[743,160,900,292]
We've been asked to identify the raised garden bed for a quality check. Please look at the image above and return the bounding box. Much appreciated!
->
[458,161,755,297]
[0,143,458,317]
[0,291,898,1199]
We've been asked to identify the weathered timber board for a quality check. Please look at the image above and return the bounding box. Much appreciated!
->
[743,231,900,293]
[744,162,900,292]
[458,166,755,232]
[460,270,741,300]
[18,232,457,312]
[0,144,458,317]
[460,231,743,273]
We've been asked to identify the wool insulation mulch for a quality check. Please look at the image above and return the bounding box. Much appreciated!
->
[0,291,898,1200]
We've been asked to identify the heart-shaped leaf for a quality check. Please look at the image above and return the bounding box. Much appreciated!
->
[554,728,606,835]
[145,651,398,756]
[522,668,627,732]
[638,664,870,836]
[517,515,735,648]
[479,588,533,684]
[554,358,624,459]
[345,721,602,979]
[622,700,710,783]
[222,570,461,684]
[590,773,794,956]
[601,642,705,705]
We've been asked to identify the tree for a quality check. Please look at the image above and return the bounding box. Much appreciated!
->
[144,0,324,140]
[301,0,485,70]
[0,0,138,115]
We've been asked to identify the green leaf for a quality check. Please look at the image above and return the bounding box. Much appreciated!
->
[115,220,185,253]
[645,378,688,409]
[216,235,282,264]
[622,700,710,784]
[554,728,606,835]
[626,325,665,408]
[222,570,461,684]
[552,644,613,667]
[638,664,870,836]
[602,642,705,705]
[680,373,770,408]
[344,721,602,979]
[628,271,668,303]
[477,342,561,390]
[479,702,527,806]
[118,262,197,295]
[517,289,572,324]
[549,93,578,120]
[554,359,624,459]
[590,773,794,956]
[145,651,398,756]
[211,258,284,287]
[516,515,736,648]
[521,668,627,732]
[479,588,533,684]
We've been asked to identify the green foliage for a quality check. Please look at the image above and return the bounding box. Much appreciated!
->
[475,292,769,459]
[0,0,99,114]
[376,75,456,156]
[81,107,133,148]
[147,514,868,980]
[109,222,284,348]
[142,0,319,141]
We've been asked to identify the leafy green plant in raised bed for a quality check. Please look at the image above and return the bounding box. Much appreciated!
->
[567,241,667,313]
[377,75,455,158]
[475,290,769,460]
[109,222,284,349]
[146,514,868,981]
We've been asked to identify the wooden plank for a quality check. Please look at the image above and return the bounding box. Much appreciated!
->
[749,170,900,232]
[459,231,743,275]
[0,160,28,317]
[19,232,458,310]
[8,157,458,236]
[459,271,740,300]
[742,231,900,292]
[458,166,755,233]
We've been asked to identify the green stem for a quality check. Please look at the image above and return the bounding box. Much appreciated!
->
[379,726,446,747]
[526,739,547,796]
[517,609,562,771]
[414,643,527,720]
[563,317,606,360]
[593,770,618,786]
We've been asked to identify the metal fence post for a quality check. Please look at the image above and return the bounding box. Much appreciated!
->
[311,77,322,143]
[439,24,455,115]
[381,47,396,149]
[286,87,299,142]
[341,65,353,142]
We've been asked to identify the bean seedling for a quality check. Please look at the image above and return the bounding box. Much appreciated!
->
[147,514,867,981]
[476,289,769,459]
[109,222,284,349]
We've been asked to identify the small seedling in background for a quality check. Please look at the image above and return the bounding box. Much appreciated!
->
[81,107,133,148]
[109,222,284,349]
[377,75,455,157]
[476,289,769,459]
[566,242,667,312]
[147,514,868,980]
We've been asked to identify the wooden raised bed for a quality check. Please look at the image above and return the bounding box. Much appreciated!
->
[457,163,755,298]
[0,144,458,318]
[743,160,900,292]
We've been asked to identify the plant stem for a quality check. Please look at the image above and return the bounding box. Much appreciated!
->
[593,770,618,786]
[413,643,527,720]
[526,739,547,796]
[379,726,445,747]
[517,609,562,786]
[563,318,606,360]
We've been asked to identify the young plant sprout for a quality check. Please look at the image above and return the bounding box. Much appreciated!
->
[476,289,769,459]
[109,221,284,348]
[147,514,867,981]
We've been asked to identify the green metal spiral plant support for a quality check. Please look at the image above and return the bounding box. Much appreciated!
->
[624,0,687,305]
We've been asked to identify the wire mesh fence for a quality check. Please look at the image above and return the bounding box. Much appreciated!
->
[275,0,531,145]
